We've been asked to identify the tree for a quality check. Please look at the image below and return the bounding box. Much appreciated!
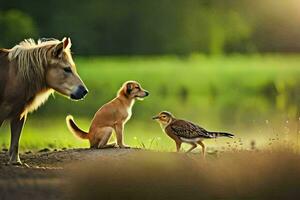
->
[0,10,37,47]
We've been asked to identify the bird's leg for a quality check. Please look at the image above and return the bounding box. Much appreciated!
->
[175,141,182,152]
[186,143,197,153]
[197,141,206,156]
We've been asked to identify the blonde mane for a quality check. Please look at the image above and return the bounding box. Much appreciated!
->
[8,38,71,83]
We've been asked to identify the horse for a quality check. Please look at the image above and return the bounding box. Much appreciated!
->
[0,37,88,165]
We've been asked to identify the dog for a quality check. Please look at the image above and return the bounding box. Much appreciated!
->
[66,81,149,148]
[0,38,88,165]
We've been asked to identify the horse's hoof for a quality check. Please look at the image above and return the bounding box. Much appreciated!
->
[7,161,29,168]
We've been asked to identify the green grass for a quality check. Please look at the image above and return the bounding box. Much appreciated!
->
[0,54,299,151]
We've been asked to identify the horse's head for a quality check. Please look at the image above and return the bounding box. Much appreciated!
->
[45,38,88,100]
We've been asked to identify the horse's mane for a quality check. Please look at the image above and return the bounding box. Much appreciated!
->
[7,38,71,83]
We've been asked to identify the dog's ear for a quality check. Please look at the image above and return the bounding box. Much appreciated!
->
[126,82,133,95]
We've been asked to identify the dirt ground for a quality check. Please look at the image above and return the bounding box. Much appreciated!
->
[0,148,145,200]
[1,148,300,200]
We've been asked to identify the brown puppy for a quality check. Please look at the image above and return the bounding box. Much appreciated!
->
[66,81,149,148]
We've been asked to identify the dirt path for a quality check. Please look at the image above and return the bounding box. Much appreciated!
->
[0,148,145,200]
[1,148,299,200]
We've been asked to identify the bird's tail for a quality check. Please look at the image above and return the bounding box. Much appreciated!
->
[208,131,234,138]
[66,115,89,139]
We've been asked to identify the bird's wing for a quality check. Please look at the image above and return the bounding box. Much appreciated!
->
[168,119,213,139]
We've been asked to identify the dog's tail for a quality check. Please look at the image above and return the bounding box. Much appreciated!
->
[208,131,234,138]
[66,115,89,139]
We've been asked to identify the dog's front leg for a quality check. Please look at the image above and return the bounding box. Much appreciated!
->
[115,123,130,148]
[8,115,26,165]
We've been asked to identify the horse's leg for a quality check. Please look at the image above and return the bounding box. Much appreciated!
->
[0,110,6,127]
[0,105,10,127]
[8,115,26,165]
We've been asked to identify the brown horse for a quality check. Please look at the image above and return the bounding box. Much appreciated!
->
[0,37,88,165]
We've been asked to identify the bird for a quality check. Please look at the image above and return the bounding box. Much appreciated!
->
[152,111,234,155]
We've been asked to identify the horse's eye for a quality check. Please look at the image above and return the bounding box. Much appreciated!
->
[63,67,72,73]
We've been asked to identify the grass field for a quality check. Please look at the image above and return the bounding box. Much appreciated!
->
[0,54,299,152]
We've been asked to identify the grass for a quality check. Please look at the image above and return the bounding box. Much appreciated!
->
[0,54,299,151]
[1,116,298,153]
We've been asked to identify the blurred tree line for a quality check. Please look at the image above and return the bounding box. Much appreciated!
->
[0,0,300,55]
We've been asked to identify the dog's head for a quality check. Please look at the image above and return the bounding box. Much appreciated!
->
[119,81,149,100]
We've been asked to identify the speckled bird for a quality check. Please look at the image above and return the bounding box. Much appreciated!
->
[152,111,234,155]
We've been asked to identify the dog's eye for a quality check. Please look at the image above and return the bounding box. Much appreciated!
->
[63,67,72,73]
[135,86,140,89]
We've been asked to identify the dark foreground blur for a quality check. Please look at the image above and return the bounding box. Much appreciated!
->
[1,148,300,200]
[68,150,300,200]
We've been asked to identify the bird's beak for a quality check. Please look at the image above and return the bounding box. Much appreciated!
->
[152,116,159,120]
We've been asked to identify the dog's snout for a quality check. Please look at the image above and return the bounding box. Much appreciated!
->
[71,85,88,100]
[144,91,149,97]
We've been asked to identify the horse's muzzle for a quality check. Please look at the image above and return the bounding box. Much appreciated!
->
[71,85,88,100]
[144,91,150,97]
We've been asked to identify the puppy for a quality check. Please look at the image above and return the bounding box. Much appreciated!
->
[66,81,149,148]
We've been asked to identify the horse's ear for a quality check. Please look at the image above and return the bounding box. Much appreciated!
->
[67,37,72,48]
[63,37,72,49]
[52,42,64,58]
[52,37,71,58]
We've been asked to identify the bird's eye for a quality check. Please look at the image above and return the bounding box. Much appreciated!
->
[162,116,166,118]
[63,67,72,73]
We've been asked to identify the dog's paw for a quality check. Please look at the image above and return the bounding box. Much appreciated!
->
[117,144,131,149]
